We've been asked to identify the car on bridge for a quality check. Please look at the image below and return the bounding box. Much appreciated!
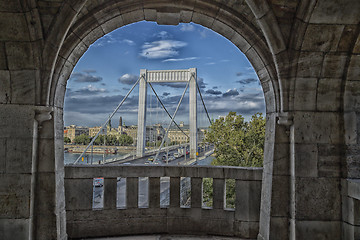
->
[94,178,103,187]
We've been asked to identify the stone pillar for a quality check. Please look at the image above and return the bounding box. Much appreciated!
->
[258,113,291,240]
[136,70,147,157]
[289,111,342,240]
[189,68,197,159]
[0,104,36,240]
[0,104,66,240]
[32,106,67,240]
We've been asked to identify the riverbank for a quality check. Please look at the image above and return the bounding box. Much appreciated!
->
[64,144,136,154]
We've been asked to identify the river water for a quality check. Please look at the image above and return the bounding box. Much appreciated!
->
[64,152,128,165]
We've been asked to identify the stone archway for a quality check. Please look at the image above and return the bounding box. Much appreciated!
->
[2,0,358,239]
[46,1,287,240]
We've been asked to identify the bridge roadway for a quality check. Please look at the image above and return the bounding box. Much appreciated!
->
[103,144,213,165]
[93,147,214,209]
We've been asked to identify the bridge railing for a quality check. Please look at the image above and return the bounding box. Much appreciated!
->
[64,165,262,239]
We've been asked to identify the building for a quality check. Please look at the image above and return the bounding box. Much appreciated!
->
[166,122,206,144]
[118,124,137,143]
[64,125,89,142]
[118,123,165,146]
[167,122,189,144]
[89,126,107,137]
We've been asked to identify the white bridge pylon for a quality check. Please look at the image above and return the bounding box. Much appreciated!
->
[136,68,197,159]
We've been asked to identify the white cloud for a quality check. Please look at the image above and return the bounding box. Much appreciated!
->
[92,33,135,47]
[155,31,172,39]
[68,85,108,97]
[122,39,135,45]
[118,74,139,85]
[200,29,208,38]
[93,34,117,47]
[180,24,195,32]
[140,40,187,59]
[84,85,107,92]
[223,88,240,97]
[162,57,198,62]
[70,71,103,83]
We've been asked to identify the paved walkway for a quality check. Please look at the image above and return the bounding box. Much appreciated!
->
[83,235,243,240]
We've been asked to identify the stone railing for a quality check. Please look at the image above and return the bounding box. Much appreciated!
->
[64,165,262,239]
[342,179,360,239]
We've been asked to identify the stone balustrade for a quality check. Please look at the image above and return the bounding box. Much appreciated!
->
[342,179,360,239]
[65,165,262,239]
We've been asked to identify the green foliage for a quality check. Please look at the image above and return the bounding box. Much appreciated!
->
[203,112,265,209]
[93,134,133,146]
[170,141,180,146]
[73,134,91,145]
[146,140,162,147]
[106,135,118,146]
[64,137,71,144]
[205,112,265,167]
[118,134,133,146]
[202,178,213,207]
[202,178,236,209]
[94,135,105,145]
[225,179,236,208]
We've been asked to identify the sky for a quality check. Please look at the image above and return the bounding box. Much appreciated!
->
[64,21,265,128]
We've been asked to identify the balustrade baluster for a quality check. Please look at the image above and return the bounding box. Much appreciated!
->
[235,179,247,220]
[149,177,160,208]
[213,178,225,209]
[126,177,139,208]
[64,165,262,239]
[65,178,93,210]
[170,177,180,208]
[235,180,261,221]
[191,177,202,208]
[104,178,117,209]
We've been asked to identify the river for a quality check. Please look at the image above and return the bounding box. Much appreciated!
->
[64,152,128,165]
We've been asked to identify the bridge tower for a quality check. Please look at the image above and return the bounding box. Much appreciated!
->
[136,68,197,159]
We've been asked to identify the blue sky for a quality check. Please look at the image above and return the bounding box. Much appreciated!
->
[64,21,265,127]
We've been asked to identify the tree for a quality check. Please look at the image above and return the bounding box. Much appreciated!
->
[106,135,118,146]
[205,112,265,167]
[73,134,91,145]
[64,137,71,144]
[94,135,105,145]
[203,112,265,208]
[118,134,133,146]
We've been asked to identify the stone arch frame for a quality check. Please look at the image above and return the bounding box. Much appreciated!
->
[2,0,359,239]
[37,0,360,239]
[41,0,299,239]
[46,1,284,112]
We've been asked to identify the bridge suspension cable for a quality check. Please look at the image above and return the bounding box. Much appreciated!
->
[72,75,143,164]
[154,79,190,161]
[148,82,189,138]
[196,79,212,125]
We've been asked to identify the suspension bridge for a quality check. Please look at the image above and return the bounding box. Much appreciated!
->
[72,68,212,165]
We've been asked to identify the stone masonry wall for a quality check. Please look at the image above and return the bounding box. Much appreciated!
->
[0,0,359,239]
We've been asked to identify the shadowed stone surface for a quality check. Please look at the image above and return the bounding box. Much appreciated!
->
[0,0,359,239]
